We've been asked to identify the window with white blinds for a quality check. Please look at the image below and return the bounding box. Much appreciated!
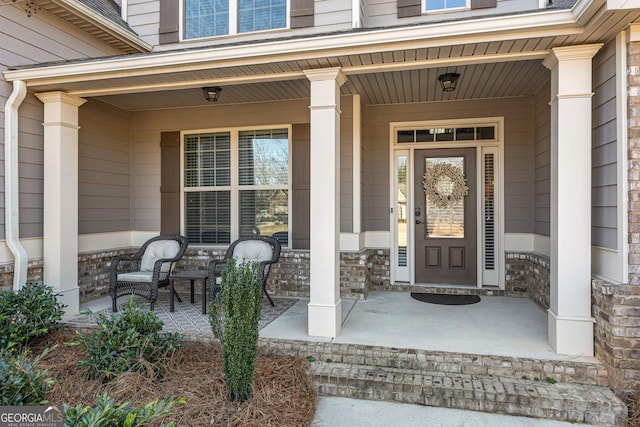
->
[183,128,289,245]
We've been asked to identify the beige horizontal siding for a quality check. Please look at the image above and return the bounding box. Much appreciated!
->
[340,96,354,233]
[367,0,540,28]
[592,39,617,250]
[533,78,550,237]
[132,0,352,51]
[131,98,313,232]
[78,100,132,234]
[0,5,126,240]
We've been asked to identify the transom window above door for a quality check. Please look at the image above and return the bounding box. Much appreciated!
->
[184,0,287,39]
[397,126,495,144]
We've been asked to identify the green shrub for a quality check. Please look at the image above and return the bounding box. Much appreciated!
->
[209,259,262,402]
[69,298,183,382]
[0,348,55,406]
[63,393,184,427]
[0,283,65,354]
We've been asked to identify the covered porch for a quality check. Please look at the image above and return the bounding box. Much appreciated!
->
[76,289,596,364]
[4,17,636,362]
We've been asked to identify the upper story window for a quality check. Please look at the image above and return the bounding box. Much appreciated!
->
[424,0,467,12]
[184,0,287,39]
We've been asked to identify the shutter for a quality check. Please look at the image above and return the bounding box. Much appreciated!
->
[398,0,421,17]
[471,0,497,9]
[159,0,179,44]
[291,0,314,29]
[161,131,180,235]
[291,124,310,249]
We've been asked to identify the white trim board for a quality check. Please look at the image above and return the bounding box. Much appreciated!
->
[592,246,622,284]
[615,31,630,285]
[0,238,43,262]
[0,231,164,265]
[504,233,550,257]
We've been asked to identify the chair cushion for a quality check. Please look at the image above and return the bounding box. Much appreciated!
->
[140,240,180,272]
[117,271,154,283]
[232,240,273,264]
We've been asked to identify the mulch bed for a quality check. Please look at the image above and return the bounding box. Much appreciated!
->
[629,389,640,427]
[31,329,316,427]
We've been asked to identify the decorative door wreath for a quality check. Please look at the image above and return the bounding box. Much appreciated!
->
[423,163,469,209]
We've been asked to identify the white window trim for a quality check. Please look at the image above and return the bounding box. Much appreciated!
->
[180,0,291,41]
[180,125,293,247]
[389,117,504,289]
[422,0,469,14]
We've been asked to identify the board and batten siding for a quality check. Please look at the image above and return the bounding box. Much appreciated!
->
[368,0,540,28]
[591,39,618,250]
[78,100,132,234]
[362,97,535,233]
[128,0,352,50]
[0,5,122,240]
[533,78,551,237]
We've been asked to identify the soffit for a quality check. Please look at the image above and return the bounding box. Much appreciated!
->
[91,59,549,109]
[15,6,640,109]
[28,37,559,96]
[37,0,150,54]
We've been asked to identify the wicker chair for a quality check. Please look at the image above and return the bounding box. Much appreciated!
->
[207,235,281,306]
[109,235,188,311]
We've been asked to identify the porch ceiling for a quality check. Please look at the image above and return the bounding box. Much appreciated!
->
[11,6,640,110]
[89,59,550,110]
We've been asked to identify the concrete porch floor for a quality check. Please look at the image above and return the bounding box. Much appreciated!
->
[78,290,598,363]
[259,291,598,363]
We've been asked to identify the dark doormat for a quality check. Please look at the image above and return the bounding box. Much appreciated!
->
[411,292,481,306]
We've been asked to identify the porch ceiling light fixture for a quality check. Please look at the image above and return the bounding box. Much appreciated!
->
[202,86,222,102]
[438,73,460,92]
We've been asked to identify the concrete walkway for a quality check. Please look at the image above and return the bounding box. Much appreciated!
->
[312,397,597,427]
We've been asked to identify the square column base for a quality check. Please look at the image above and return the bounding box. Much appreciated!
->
[548,309,594,357]
[308,300,342,338]
[56,286,80,321]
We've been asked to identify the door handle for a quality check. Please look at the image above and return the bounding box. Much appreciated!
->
[415,219,421,224]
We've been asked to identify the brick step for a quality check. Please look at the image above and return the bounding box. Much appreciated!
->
[258,338,609,386]
[310,361,627,426]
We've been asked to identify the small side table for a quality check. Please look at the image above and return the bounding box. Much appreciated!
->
[170,270,210,314]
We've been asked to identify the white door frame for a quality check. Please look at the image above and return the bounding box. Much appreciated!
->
[389,117,505,289]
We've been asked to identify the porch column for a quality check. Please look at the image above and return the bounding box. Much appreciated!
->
[35,92,86,318]
[304,68,346,337]
[543,44,602,356]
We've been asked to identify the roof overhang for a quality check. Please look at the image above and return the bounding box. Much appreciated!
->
[4,8,584,89]
[39,0,152,54]
[4,0,631,107]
